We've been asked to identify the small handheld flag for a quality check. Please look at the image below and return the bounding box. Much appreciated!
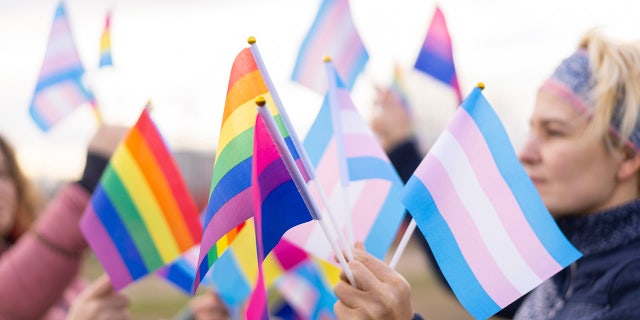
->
[414,5,462,103]
[291,0,369,94]
[80,107,202,290]
[401,84,581,319]
[29,2,94,131]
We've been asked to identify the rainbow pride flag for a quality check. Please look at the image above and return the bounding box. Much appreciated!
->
[291,0,368,94]
[401,86,581,319]
[80,107,202,290]
[99,9,113,67]
[389,64,411,112]
[29,2,94,131]
[285,60,405,260]
[195,47,303,288]
[414,5,462,103]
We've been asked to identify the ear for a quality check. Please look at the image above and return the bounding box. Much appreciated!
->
[617,147,640,181]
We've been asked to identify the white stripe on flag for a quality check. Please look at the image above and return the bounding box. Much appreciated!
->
[430,130,542,294]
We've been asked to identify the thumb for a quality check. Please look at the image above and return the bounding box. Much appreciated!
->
[82,273,114,299]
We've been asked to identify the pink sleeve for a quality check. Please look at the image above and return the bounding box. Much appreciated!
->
[0,183,90,319]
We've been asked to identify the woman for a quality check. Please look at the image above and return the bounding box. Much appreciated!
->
[0,126,127,319]
[334,29,640,319]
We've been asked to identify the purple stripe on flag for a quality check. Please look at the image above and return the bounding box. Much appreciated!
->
[198,188,252,261]
[81,206,133,289]
[257,161,292,203]
[414,155,520,307]
[450,109,562,279]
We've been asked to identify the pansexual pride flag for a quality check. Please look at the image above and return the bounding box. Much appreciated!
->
[195,47,302,288]
[285,61,405,260]
[401,86,581,319]
[414,5,462,103]
[291,0,369,94]
[246,114,314,319]
[29,2,94,131]
[99,10,113,67]
[80,108,202,290]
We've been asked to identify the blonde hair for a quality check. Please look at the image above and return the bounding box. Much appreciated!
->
[579,29,640,150]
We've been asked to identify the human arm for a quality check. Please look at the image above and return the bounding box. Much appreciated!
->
[333,243,414,320]
[66,273,130,320]
[0,126,125,319]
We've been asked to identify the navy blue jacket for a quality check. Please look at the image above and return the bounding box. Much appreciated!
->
[515,200,640,319]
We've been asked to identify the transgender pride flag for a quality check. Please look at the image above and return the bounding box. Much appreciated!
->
[401,86,581,319]
[291,0,368,94]
[29,2,94,131]
[285,60,405,260]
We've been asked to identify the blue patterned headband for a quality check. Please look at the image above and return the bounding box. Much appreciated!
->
[541,50,640,151]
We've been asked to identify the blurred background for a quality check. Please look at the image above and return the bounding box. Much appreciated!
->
[1,0,639,318]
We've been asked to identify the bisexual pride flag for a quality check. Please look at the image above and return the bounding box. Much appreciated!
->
[401,85,581,319]
[414,5,462,103]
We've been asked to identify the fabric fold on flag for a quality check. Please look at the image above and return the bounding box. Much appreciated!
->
[195,47,305,289]
[80,107,202,290]
[414,5,462,103]
[286,61,405,261]
[29,2,94,131]
[291,0,368,94]
[401,86,582,319]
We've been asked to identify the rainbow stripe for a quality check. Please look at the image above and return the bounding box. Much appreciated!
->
[291,0,368,94]
[99,10,113,67]
[401,87,581,319]
[29,2,93,131]
[390,64,411,112]
[285,61,405,260]
[195,47,301,287]
[414,6,462,103]
[80,108,202,290]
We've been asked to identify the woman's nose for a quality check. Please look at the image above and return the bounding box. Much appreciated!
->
[518,134,541,164]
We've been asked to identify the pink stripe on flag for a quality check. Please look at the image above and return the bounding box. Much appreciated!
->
[423,8,453,58]
[315,139,340,197]
[273,240,309,270]
[80,207,133,290]
[299,0,349,87]
[33,82,86,124]
[344,133,389,159]
[334,30,365,77]
[416,155,520,307]
[450,110,562,279]
[349,180,391,242]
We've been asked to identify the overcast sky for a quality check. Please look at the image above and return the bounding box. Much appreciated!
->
[1,0,638,180]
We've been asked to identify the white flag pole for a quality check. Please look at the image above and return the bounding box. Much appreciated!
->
[388,219,417,269]
[249,37,355,261]
[256,97,357,288]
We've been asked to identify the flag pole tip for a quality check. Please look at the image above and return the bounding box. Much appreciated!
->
[247,36,256,45]
[323,56,332,62]
[255,96,266,107]
[477,82,485,90]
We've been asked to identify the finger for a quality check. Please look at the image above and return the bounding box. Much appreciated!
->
[82,273,114,299]
[334,300,358,320]
[333,280,363,309]
[351,247,399,283]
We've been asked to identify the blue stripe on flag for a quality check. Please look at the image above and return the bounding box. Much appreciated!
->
[461,89,582,266]
[92,185,148,280]
[402,177,500,319]
[212,251,252,308]
[303,97,333,167]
